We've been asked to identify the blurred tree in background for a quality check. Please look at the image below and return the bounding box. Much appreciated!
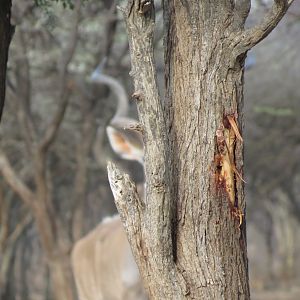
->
[0,0,299,299]
[0,0,13,121]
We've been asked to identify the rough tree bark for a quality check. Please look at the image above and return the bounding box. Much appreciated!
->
[108,0,294,299]
[0,0,13,121]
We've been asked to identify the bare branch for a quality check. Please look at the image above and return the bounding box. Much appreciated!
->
[17,30,32,114]
[7,81,37,155]
[72,103,96,240]
[0,186,9,248]
[15,30,38,145]
[107,161,144,245]
[117,2,177,290]
[0,151,35,206]
[6,212,32,247]
[38,1,81,153]
[37,89,70,153]
[122,1,164,140]
[122,0,170,196]
[104,1,118,59]
[107,161,148,288]
[6,29,37,153]
[238,0,295,51]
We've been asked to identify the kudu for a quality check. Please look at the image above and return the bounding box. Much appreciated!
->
[71,67,146,300]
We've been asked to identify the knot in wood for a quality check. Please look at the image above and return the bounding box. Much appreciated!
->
[138,0,152,15]
[152,180,165,193]
[115,174,124,181]
[132,91,143,102]
[128,123,144,133]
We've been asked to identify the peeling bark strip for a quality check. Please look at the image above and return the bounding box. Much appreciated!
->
[108,0,294,299]
[215,115,244,226]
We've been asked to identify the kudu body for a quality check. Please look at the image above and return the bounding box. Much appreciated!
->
[71,68,146,300]
[71,216,146,300]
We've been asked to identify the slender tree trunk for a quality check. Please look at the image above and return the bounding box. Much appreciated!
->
[0,0,13,121]
[32,156,75,300]
[32,201,75,300]
[48,257,74,300]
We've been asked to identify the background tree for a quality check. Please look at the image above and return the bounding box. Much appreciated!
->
[108,0,294,299]
[0,1,146,299]
[0,0,13,121]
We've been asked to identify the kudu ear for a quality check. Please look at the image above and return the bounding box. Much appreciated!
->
[106,125,144,164]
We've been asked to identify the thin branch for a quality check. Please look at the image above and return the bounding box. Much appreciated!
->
[7,83,37,155]
[107,161,144,243]
[38,0,81,153]
[15,29,38,146]
[0,151,35,206]
[118,0,174,238]
[6,212,32,247]
[123,0,161,103]
[72,100,96,240]
[17,30,32,116]
[237,0,295,51]
[0,186,9,248]
[108,4,179,290]
[122,0,168,173]
[104,1,118,59]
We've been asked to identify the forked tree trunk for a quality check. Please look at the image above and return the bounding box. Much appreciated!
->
[108,0,292,299]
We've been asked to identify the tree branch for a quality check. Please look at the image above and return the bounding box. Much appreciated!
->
[38,0,81,153]
[107,161,144,250]
[122,0,170,199]
[0,186,9,248]
[103,1,118,60]
[112,1,180,294]
[15,30,38,145]
[6,212,32,247]
[72,98,96,240]
[237,0,295,51]
[0,151,35,206]
[122,0,164,135]
[9,31,38,153]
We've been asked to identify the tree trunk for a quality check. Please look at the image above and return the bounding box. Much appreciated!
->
[32,162,75,300]
[162,3,249,298]
[48,257,75,300]
[0,0,13,121]
[107,0,292,299]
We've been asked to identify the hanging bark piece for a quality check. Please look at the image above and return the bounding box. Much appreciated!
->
[215,114,244,226]
[227,114,243,142]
